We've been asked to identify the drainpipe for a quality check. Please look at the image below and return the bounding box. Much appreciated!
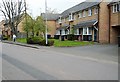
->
[98,5,100,43]
[108,5,111,44]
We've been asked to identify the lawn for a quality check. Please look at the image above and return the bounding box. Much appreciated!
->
[16,38,94,47]
[54,39,94,47]
[16,38,27,43]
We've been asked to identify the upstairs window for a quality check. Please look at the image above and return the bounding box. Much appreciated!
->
[69,13,74,21]
[94,8,98,14]
[79,12,82,18]
[113,4,120,13]
[83,10,86,17]
[58,16,62,23]
[88,8,92,16]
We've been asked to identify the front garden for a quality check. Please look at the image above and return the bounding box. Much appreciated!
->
[16,37,94,47]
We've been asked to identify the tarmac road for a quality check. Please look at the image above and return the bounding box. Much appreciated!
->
[1,43,118,80]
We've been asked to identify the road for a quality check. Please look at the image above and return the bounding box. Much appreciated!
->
[1,42,118,80]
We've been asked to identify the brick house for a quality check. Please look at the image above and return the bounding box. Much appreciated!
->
[55,0,120,44]
[41,13,59,38]
[108,0,120,44]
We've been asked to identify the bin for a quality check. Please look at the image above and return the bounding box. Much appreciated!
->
[61,36,64,41]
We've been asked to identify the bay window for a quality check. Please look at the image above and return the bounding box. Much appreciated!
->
[83,27,92,35]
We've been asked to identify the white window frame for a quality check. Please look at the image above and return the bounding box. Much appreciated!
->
[94,8,98,14]
[79,12,82,18]
[83,27,92,35]
[83,27,87,35]
[118,3,120,12]
[69,13,74,21]
[88,27,92,35]
[83,10,86,17]
[58,16,62,23]
[113,4,118,13]
[88,8,92,16]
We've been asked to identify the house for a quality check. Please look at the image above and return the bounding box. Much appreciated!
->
[108,0,120,44]
[41,13,59,38]
[55,0,120,44]
[0,14,30,38]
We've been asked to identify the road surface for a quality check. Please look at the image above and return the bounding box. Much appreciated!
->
[1,42,118,80]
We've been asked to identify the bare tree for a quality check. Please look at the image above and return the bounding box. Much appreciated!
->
[0,0,25,36]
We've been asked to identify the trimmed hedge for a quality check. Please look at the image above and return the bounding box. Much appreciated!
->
[27,36,43,44]
[39,39,54,46]
[27,37,54,46]
[67,34,74,41]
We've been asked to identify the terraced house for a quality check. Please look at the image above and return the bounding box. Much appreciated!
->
[55,0,120,44]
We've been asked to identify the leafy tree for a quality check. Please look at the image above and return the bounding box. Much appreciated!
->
[34,16,45,37]
[22,14,35,37]
[22,15,46,38]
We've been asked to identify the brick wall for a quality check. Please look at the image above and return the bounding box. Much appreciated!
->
[99,1,110,43]
[110,6,120,44]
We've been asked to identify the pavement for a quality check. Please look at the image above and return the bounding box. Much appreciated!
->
[2,40,39,49]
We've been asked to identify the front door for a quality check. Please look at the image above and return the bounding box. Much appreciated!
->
[94,29,97,42]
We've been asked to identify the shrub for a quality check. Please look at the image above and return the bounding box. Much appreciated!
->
[67,34,74,41]
[39,39,54,46]
[2,36,8,40]
[27,36,43,44]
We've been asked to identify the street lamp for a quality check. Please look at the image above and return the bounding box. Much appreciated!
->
[45,0,48,45]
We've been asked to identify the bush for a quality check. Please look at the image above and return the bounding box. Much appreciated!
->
[67,34,74,41]
[27,36,43,44]
[39,39,54,46]
[2,36,8,40]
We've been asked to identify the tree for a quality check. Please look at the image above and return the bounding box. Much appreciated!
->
[35,16,45,37]
[22,14,35,37]
[0,0,25,36]
[22,16,46,38]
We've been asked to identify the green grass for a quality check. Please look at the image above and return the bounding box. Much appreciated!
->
[16,38,94,47]
[53,39,94,47]
[16,38,27,43]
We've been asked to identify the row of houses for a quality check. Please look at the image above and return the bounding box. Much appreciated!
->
[41,0,120,44]
[0,0,120,44]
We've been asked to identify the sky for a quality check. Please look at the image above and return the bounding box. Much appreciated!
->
[0,0,85,20]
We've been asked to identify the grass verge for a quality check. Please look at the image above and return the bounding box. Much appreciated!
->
[53,39,94,47]
[16,38,94,47]
[16,38,27,43]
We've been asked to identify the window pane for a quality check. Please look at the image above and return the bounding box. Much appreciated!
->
[83,27,87,35]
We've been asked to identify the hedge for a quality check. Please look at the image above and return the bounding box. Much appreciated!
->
[27,37,54,46]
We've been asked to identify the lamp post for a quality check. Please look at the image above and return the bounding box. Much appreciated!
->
[45,0,48,45]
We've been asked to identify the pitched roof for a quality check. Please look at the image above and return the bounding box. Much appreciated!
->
[61,0,101,17]
[108,0,120,5]
[74,19,97,28]
[41,13,59,21]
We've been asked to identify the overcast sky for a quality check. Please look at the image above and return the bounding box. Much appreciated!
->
[0,0,85,20]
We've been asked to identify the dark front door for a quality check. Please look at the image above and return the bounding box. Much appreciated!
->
[94,29,97,42]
